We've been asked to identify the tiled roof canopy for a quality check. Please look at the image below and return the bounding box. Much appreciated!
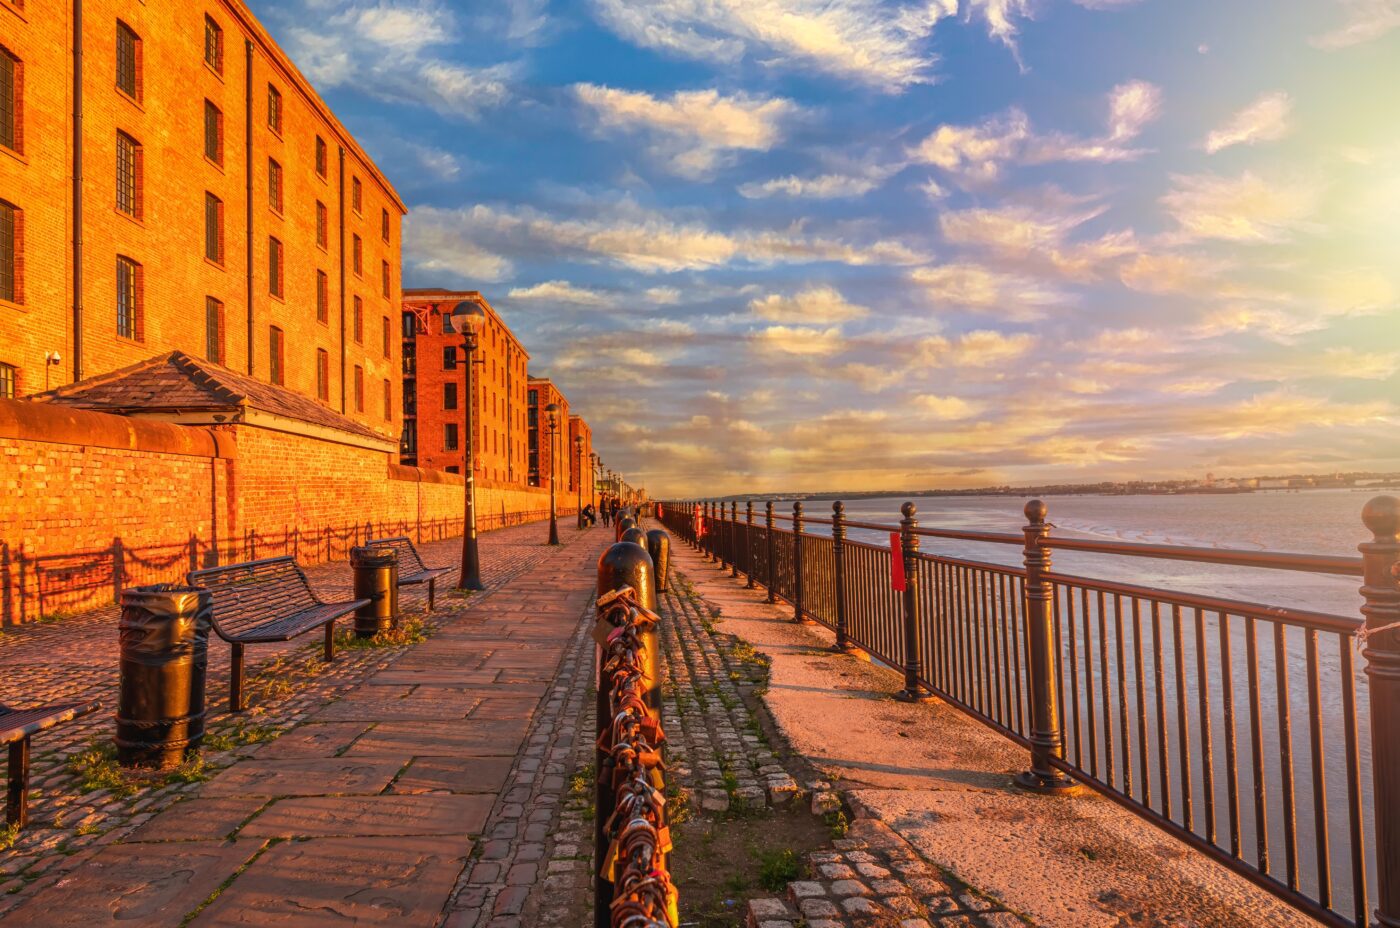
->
[34,351,387,443]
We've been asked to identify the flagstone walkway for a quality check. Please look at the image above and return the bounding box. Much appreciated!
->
[0,521,609,927]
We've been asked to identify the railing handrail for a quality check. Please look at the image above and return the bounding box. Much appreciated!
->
[714,505,1364,578]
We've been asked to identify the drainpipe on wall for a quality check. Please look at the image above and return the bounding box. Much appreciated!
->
[71,0,84,383]
[244,41,255,376]
[338,147,346,412]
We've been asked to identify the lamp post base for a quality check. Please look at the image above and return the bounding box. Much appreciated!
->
[1014,769,1079,795]
[893,687,936,704]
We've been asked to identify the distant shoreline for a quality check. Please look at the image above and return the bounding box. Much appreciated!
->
[710,482,1400,503]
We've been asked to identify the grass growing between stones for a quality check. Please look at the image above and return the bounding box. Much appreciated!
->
[67,741,213,798]
[0,823,20,851]
[201,722,281,753]
[669,803,826,928]
[333,614,429,650]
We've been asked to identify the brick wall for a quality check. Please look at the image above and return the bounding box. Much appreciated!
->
[0,399,569,624]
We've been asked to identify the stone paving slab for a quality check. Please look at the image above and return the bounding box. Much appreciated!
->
[191,835,471,926]
[200,756,409,797]
[2,840,263,926]
[342,719,531,757]
[126,796,270,842]
[239,795,493,839]
[387,756,516,795]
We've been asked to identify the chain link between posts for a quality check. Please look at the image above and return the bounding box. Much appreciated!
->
[594,586,678,928]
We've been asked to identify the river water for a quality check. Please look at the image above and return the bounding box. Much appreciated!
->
[764,489,1391,918]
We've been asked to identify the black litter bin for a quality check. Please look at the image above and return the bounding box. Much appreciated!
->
[117,584,211,769]
[350,546,399,638]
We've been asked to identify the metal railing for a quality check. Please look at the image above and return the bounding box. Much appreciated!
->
[657,496,1400,928]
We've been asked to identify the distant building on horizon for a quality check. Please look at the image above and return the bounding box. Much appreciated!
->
[527,376,569,491]
[0,0,405,442]
[399,289,529,485]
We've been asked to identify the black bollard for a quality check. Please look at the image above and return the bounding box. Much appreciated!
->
[594,542,658,928]
[646,529,671,593]
[116,585,211,769]
[616,516,636,544]
[350,546,399,637]
[621,526,648,548]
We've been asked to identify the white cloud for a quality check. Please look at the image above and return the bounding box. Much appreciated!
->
[968,0,1142,58]
[749,286,870,323]
[1312,0,1400,49]
[1204,92,1293,154]
[752,325,847,357]
[920,329,1037,367]
[1160,171,1322,243]
[738,167,897,200]
[574,84,797,178]
[587,0,957,92]
[284,3,511,121]
[645,287,682,305]
[507,280,612,306]
[405,202,927,279]
[910,263,1068,317]
[912,81,1160,182]
[914,394,979,419]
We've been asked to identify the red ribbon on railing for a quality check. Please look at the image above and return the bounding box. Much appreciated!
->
[889,532,905,591]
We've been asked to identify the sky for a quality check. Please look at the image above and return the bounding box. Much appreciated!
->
[246,0,1400,497]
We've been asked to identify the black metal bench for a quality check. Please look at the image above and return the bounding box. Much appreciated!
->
[187,556,368,712]
[366,536,453,610]
[2,700,100,828]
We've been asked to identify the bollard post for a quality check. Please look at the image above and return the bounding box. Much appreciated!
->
[594,541,659,928]
[730,502,740,578]
[716,501,728,571]
[832,501,855,653]
[646,528,671,593]
[1360,496,1400,927]
[1015,500,1076,792]
[765,501,777,604]
[793,501,812,624]
[893,503,933,702]
[745,502,756,589]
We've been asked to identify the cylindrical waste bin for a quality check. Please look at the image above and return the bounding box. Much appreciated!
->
[117,584,211,769]
[350,546,399,638]
[646,529,671,593]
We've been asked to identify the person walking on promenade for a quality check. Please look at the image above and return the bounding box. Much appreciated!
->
[601,497,612,527]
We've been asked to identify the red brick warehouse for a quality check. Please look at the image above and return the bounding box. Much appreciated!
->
[0,0,404,443]
[400,289,530,484]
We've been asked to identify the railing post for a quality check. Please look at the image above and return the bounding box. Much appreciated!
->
[1016,499,1076,793]
[792,501,811,623]
[745,502,756,589]
[893,503,932,702]
[832,501,855,653]
[730,502,740,578]
[765,501,777,604]
[1360,495,1400,928]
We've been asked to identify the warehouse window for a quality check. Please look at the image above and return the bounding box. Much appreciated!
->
[204,100,222,164]
[0,200,20,304]
[316,349,329,401]
[269,237,284,297]
[352,234,362,275]
[351,176,362,213]
[381,260,390,298]
[315,136,327,178]
[205,297,225,365]
[444,422,459,451]
[316,200,328,248]
[268,158,283,213]
[316,270,329,324]
[116,22,141,101]
[269,326,285,384]
[204,193,224,264]
[381,208,390,242]
[116,256,142,340]
[204,16,223,73]
[267,84,282,135]
[353,365,364,412]
[0,47,20,154]
[383,380,392,420]
[443,382,458,411]
[116,132,142,218]
[382,316,390,358]
[0,362,15,399]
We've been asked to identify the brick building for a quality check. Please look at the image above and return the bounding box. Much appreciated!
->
[567,414,594,508]
[526,376,569,491]
[400,290,529,483]
[0,0,405,440]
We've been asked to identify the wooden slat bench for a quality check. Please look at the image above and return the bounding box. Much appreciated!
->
[366,536,453,611]
[2,700,101,828]
[187,556,368,712]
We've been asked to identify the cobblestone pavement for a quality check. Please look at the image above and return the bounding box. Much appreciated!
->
[0,520,606,924]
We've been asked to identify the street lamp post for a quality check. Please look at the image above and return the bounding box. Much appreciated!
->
[450,300,487,591]
[574,435,585,530]
[545,403,561,545]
